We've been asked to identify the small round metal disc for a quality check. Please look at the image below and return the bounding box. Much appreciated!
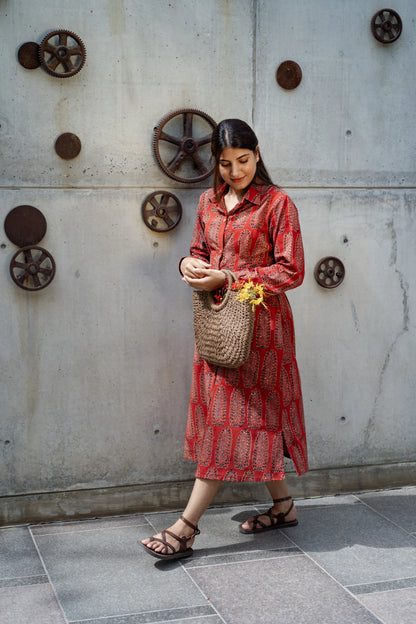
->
[55,133,82,159]
[276,60,302,90]
[4,205,47,247]
[18,42,41,69]
[314,257,345,289]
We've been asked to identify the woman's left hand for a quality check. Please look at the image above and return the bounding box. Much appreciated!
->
[182,268,226,291]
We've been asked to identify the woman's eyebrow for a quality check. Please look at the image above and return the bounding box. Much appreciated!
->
[219,153,250,163]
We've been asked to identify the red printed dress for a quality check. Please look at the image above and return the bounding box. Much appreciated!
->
[184,183,308,481]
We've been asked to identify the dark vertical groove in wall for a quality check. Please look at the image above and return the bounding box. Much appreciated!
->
[252,0,257,126]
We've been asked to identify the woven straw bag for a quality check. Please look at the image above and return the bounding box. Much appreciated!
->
[192,270,255,368]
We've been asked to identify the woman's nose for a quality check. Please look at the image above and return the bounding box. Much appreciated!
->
[231,163,240,177]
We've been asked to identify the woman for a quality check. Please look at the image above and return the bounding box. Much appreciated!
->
[142,119,308,560]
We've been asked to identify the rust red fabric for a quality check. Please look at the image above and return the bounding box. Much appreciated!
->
[184,184,309,481]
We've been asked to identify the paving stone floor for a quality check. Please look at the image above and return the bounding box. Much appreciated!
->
[0,486,415,623]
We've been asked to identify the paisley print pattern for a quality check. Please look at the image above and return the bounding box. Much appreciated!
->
[247,389,263,429]
[186,411,195,439]
[280,366,292,406]
[211,386,227,426]
[265,390,280,430]
[199,425,214,466]
[233,429,252,470]
[229,388,246,427]
[223,366,240,387]
[252,431,270,472]
[274,310,284,349]
[238,230,253,259]
[195,404,206,439]
[205,467,219,480]
[184,184,308,481]
[289,402,303,439]
[214,427,232,468]
[290,362,301,400]
[255,308,271,349]
[270,434,284,472]
[241,351,260,388]
[260,350,278,390]
[282,325,293,364]
[224,469,239,481]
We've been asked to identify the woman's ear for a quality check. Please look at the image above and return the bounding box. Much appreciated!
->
[255,146,260,162]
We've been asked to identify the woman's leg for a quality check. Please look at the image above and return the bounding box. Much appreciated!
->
[142,478,221,553]
[239,478,296,530]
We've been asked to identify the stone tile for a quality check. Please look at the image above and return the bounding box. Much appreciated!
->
[357,488,416,533]
[184,547,301,568]
[30,514,148,535]
[358,586,416,624]
[295,494,361,508]
[70,605,219,623]
[348,576,416,595]
[188,555,381,624]
[0,575,48,588]
[146,504,296,564]
[33,524,207,622]
[282,501,416,585]
[0,526,44,579]
[0,583,66,624]
[155,617,222,624]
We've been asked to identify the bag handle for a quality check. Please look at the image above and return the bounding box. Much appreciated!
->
[222,269,238,290]
[206,269,238,311]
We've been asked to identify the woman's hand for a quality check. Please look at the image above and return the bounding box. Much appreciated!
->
[180,258,226,291]
[180,257,211,279]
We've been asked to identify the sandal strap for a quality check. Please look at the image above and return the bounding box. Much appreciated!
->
[272,495,292,504]
[146,520,200,556]
[163,528,189,553]
[270,497,294,520]
[250,513,269,531]
[148,530,177,555]
[180,515,200,535]
[247,500,296,530]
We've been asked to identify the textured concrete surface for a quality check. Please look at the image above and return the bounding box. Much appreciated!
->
[0,487,415,623]
[0,0,415,523]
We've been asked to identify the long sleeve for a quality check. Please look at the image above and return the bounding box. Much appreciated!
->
[232,193,304,295]
[189,202,211,264]
[184,186,304,296]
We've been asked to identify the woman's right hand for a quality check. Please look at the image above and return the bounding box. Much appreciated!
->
[180,257,212,280]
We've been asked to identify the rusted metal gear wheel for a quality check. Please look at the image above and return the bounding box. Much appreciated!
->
[314,257,345,289]
[142,191,182,232]
[10,246,56,291]
[39,29,86,77]
[153,109,216,183]
[371,9,402,44]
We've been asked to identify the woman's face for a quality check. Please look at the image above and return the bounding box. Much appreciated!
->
[218,146,259,196]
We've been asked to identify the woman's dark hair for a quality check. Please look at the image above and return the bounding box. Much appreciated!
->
[211,119,276,200]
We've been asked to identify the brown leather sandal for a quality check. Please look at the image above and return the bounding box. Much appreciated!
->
[141,515,200,560]
[239,496,298,534]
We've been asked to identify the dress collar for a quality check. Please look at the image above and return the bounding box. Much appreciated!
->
[210,183,270,209]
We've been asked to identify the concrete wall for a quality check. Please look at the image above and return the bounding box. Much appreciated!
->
[1,0,415,525]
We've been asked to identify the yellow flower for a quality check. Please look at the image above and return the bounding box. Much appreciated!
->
[235,280,268,310]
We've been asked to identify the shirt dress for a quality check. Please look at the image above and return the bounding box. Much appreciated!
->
[184,183,308,482]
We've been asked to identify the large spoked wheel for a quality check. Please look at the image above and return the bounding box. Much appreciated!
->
[153,109,216,183]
